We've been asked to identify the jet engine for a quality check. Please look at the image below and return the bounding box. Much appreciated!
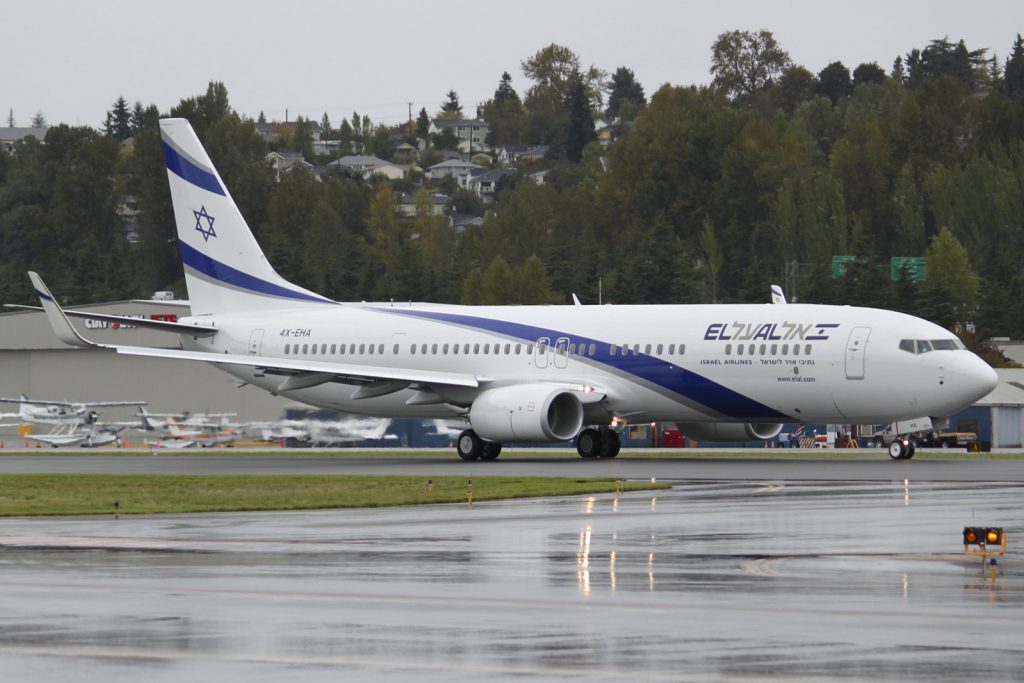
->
[677,422,784,443]
[469,384,584,442]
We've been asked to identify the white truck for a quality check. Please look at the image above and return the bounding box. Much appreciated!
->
[866,417,978,450]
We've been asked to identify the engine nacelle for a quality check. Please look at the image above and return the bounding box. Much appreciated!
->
[678,422,784,443]
[470,384,584,443]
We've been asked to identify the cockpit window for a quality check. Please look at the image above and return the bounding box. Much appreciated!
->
[899,338,963,354]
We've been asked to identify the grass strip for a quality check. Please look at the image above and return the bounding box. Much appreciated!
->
[0,474,667,517]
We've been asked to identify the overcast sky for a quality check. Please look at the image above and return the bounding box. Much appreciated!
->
[3,0,1021,128]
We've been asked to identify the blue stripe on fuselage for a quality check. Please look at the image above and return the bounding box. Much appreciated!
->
[162,141,226,196]
[380,308,788,420]
[179,241,335,304]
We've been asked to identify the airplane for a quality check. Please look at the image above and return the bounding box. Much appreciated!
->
[0,395,146,427]
[10,118,999,462]
[250,415,395,445]
[24,425,124,448]
[133,407,240,447]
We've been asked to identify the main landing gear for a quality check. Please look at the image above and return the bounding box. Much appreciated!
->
[456,429,502,461]
[575,426,621,459]
[454,427,621,460]
[888,437,916,460]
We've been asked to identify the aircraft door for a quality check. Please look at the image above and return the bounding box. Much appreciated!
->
[248,328,265,356]
[535,337,550,368]
[554,337,569,369]
[845,326,871,379]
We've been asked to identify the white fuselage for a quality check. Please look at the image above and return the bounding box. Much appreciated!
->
[178,300,997,427]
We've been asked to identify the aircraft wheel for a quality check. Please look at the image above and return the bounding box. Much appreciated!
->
[600,427,621,458]
[906,440,916,459]
[479,442,502,461]
[888,439,910,460]
[576,428,602,458]
[457,429,483,461]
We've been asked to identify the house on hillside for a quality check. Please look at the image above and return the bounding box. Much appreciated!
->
[326,155,407,180]
[397,192,450,218]
[0,126,49,153]
[427,158,484,180]
[497,144,548,165]
[462,167,514,198]
[428,118,491,153]
[265,151,314,182]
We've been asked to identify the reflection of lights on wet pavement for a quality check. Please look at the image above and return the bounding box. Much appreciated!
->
[901,572,909,601]
[650,496,657,510]
[609,550,617,592]
[648,552,655,592]
[904,479,910,506]
[577,525,592,596]
[583,496,595,515]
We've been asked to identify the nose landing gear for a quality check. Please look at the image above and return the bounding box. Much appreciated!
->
[888,437,916,460]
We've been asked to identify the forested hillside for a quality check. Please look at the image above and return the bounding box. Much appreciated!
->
[2,32,1023,350]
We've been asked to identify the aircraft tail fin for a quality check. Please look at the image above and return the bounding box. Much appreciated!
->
[160,118,335,315]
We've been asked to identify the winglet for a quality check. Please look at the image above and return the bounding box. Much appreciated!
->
[571,293,582,306]
[770,284,787,305]
[28,272,102,348]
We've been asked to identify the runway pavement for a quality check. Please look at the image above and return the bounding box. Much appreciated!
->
[2,450,1024,481]
[0,480,1021,681]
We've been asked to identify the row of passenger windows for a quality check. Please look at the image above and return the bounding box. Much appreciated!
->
[898,338,963,354]
[725,342,812,356]
[281,341,686,358]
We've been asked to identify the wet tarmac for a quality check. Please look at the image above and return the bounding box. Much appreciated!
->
[1,481,1022,681]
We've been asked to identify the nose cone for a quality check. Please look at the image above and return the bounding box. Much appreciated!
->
[955,353,999,406]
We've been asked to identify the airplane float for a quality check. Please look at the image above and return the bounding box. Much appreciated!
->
[9,119,999,461]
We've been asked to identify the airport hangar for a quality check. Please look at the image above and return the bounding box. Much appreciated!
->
[3,296,1024,447]
[0,297,294,437]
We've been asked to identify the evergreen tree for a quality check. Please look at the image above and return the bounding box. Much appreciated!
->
[30,111,47,127]
[1005,34,1024,95]
[818,62,853,105]
[416,107,430,139]
[606,66,646,119]
[6,108,14,127]
[439,90,463,120]
[104,96,132,140]
[564,71,595,162]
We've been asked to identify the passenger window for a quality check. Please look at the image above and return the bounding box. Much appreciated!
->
[633,343,640,355]
[805,344,811,355]
[420,344,427,354]
[759,344,766,355]
[668,344,675,354]
[349,344,355,354]
[339,344,346,355]
[782,344,789,355]
[359,344,365,354]
[393,344,399,355]
[737,344,744,356]
[645,343,652,354]
[453,344,459,355]
[463,344,470,354]
[431,344,438,354]
[610,344,617,356]
[748,344,755,355]
[302,344,308,354]
[725,344,731,355]
[504,343,511,354]
[410,344,416,355]
[526,345,533,354]
[589,343,596,355]
[311,344,317,355]
[569,343,577,355]
[770,344,777,355]
[378,344,384,354]
[329,344,336,354]
[679,343,685,354]
[474,344,480,354]
[443,343,449,354]
[321,344,327,354]
[284,343,290,354]
[656,344,663,355]
[793,344,800,356]
[483,344,490,354]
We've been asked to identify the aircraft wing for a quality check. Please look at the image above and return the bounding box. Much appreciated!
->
[27,271,481,392]
[0,397,146,408]
[3,304,218,337]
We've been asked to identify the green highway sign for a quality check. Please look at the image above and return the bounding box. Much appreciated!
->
[891,256,926,282]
